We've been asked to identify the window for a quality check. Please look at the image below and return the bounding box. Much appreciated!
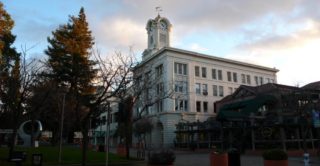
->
[219,86,224,97]
[174,81,188,93]
[195,66,200,77]
[203,102,208,113]
[213,103,216,113]
[174,63,187,75]
[227,71,232,82]
[218,70,223,80]
[254,76,259,85]
[241,74,246,84]
[145,87,151,101]
[157,82,164,95]
[213,85,218,96]
[233,72,238,83]
[202,67,207,78]
[135,75,142,87]
[184,100,188,112]
[157,100,163,112]
[150,36,154,44]
[246,75,251,85]
[259,77,264,85]
[196,101,201,112]
[175,99,188,112]
[266,78,270,83]
[212,69,216,79]
[228,87,233,95]
[202,84,208,95]
[145,71,151,80]
[156,64,163,77]
[195,83,201,94]
[175,81,187,93]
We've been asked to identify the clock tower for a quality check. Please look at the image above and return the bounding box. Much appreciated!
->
[142,15,172,60]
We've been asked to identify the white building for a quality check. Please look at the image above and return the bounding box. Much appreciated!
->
[133,15,278,148]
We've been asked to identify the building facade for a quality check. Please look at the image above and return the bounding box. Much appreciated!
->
[133,15,279,148]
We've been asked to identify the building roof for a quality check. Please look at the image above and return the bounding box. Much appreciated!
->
[216,82,320,120]
[302,81,320,90]
[137,46,279,73]
[217,94,277,120]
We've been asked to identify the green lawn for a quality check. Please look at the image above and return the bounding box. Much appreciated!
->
[0,146,129,166]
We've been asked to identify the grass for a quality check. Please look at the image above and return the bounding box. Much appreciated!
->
[0,146,130,166]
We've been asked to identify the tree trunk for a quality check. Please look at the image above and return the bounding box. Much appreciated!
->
[125,133,130,159]
[302,126,309,153]
[81,127,89,166]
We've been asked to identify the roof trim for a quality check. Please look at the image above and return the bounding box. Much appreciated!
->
[138,47,279,72]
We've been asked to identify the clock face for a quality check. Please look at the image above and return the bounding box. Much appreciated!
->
[160,22,167,30]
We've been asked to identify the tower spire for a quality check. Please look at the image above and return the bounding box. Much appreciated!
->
[156,6,162,16]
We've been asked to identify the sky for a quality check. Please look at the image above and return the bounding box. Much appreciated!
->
[2,0,320,86]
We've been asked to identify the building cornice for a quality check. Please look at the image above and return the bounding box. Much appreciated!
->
[136,47,279,73]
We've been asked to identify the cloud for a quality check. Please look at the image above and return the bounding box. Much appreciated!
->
[238,19,320,51]
[226,18,320,86]
[92,17,146,54]
[5,0,320,85]
[189,43,209,52]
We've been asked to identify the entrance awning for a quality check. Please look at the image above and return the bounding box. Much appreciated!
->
[217,95,277,120]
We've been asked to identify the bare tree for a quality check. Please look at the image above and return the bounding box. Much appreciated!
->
[115,56,175,158]
[3,46,42,153]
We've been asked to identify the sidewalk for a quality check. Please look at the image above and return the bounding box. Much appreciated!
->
[173,149,320,166]
[110,147,320,166]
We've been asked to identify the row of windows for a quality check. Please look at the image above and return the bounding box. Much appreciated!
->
[145,99,219,114]
[196,101,211,113]
[175,100,214,113]
[195,83,225,97]
[174,63,187,75]
[175,63,275,85]
[193,65,274,85]
[175,99,188,112]
[175,81,188,93]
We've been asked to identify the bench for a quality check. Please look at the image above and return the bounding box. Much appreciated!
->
[8,151,27,166]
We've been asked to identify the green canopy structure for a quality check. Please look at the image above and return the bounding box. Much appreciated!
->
[217,95,277,120]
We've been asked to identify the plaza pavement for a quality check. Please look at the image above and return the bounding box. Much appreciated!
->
[109,148,320,166]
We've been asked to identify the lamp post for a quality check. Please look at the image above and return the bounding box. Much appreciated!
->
[105,102,111,166]
[58,93,66,165]
[302,94,318,166]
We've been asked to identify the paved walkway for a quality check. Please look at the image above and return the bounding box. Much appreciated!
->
[174,151,320,166]
[110,148,320,166]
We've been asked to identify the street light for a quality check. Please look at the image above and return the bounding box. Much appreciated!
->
[105,102,111,166]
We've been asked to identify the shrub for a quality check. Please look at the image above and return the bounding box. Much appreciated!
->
[211,146,226,154]
[263,149,288,160]
[148,148,175,165]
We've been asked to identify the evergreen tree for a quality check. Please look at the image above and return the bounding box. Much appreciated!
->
[45,7,96,97]
[0,2,23,153]
[45,7,97,166]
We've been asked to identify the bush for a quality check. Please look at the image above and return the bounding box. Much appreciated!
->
[148,148,175,165]
[263,149,288,160]
[211,146,226,154]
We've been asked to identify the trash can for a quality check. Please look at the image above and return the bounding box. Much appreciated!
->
[32,154,43,166]
[98,144,105,152]
[228,148,240,166]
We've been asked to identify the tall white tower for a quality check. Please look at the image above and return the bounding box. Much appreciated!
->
[142,15,172,60]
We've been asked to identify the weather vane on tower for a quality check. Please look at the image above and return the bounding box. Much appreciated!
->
[155,6,163,16]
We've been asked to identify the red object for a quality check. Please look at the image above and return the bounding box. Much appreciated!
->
[210,152,228,166]
[264,160,288,166]
[117,145,127,157]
